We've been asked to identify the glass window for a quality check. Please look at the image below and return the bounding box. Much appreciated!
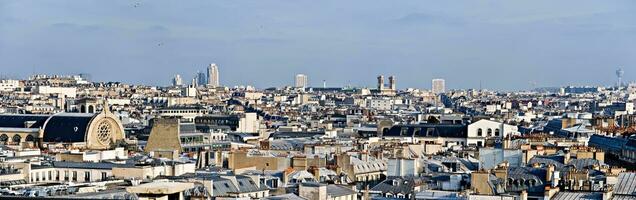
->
[85,171,91,182]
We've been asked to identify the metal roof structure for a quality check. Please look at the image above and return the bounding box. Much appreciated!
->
[615,173,636,196]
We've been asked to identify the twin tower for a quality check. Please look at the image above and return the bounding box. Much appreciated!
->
[377,75,396,91]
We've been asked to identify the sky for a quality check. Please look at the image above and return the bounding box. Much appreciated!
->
[0,1,635,90]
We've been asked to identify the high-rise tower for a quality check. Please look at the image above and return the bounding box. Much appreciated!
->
[432,79,446,94]
[172,74,183,87]
[196,71,207,86]
[617,68,625,87]
[295,74,308,88]
[207,63,220,87]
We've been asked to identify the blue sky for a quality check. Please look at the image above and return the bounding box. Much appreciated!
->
[0,1,634,90]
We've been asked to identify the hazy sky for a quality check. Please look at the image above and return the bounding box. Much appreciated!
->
[1,1,635,90]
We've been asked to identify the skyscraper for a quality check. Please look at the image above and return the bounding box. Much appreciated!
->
[172,74,183,87]
[295,74,308,88]
[432,79,446,94]
[196,71,207,86]
[617,67,624,87]
[207,63,219,87]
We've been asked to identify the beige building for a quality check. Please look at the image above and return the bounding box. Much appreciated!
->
[0,103,125,150]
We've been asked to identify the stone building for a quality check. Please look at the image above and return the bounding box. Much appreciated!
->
[0,104,125,150]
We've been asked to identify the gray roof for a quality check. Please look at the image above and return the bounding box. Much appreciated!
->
[567,158,601,170]
[326,185,356,197]
[615,173,636,195]
[211,178,239,196]
[265,193,308,200]
[370,177,427,194]
[613,195,636,200]
[51,161,132,170]
[207,175,268,197]
[551,192,602,200]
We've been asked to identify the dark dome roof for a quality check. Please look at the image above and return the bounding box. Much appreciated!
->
[0,115,50,128]
[42,113,97,143]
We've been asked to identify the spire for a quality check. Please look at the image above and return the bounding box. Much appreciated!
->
[102,98,110,114]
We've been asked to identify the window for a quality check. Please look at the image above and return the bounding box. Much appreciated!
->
[477,128,483,136]
[495,129,500,137]
[48,171,52,181]
[85,171,91,182]
[101,172,108,181]
[477,141,483,147]
[487,128,492,137]
[72,171,78,181]
[400,128,408,136]
[64,171,69,181]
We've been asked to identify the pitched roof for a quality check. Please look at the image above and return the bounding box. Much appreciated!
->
[615,173,636,195]
[551,192,602,200]
[327,185,356,197]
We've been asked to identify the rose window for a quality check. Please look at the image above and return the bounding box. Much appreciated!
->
[96,121,113,144]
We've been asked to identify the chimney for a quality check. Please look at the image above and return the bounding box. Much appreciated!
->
[546,164,555,182]
[521,190,528,200]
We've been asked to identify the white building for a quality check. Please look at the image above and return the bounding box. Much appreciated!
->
[172,74,183,87]
[207,63,220,87]
[365,97,394,110]
[467,119,519,147]
[0,79,20,92]
[33,86,77,97]
[295,74,308,88]
[238,112,260,133]
[432,79,445,94]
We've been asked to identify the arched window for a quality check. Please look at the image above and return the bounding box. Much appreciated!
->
[12,135,22,143]
[487,128,493,137]
[88,105,95,113]
[0,134,8,143]
[477,128,483,136]
[25,135,35,142]
[80,105,86,113]
[495,129,500,137]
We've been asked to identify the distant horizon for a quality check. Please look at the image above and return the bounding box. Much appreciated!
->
[12,71,633,92]
[1,1,634,90]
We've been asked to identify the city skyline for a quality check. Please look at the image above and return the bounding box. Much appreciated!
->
[1,2,636,199]
[0,1,634,90]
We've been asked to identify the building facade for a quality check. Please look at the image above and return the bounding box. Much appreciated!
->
[207,63,220,87]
